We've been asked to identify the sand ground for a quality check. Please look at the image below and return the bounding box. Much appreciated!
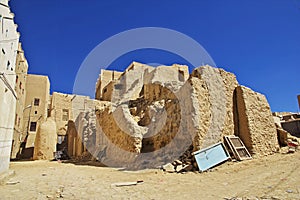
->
[0,151,300,200]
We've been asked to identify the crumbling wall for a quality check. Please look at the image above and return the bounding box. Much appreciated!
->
[188,77,211,151]
[101,81,116,101]
[95,69,123,100]
[89,63,281,168]
[66,120,83,158]
[94,101,143,166]
[94,63,194,168]
[190,65,239,149]
[219,68,239,136]
[112,62,154,104]
[33,118,57,160]
[97,102,145,153]
[51,92,73,136]
[235,86,279,157]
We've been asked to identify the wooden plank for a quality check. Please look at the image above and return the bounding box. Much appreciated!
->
[224,136,239,160]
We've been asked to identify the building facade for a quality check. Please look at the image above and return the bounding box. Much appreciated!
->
[95,69,122,100]
[11,43,28,159]
[0,0,20,173]
[50,92,95,134]
[20,74,50,158]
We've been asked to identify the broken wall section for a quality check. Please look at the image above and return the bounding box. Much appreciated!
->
[235,86,279,157]
[190,66,239,150]
[33,118,57,160]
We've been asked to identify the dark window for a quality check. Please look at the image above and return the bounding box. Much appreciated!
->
[114,84,123,90]
[7,60,10,70]
[29,122,37,132]
[19,82,22,89]
[178,70,185,82]
[34,111,37,115]
[34,98,40,106]
[1,48,5,54]
[103,88,107,93]
[57,136,65,145]
[16,75,18,83]
[62,109,69,121]
[15,114,18,125]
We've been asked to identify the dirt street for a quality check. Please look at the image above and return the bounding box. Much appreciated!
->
[0,151,300,200]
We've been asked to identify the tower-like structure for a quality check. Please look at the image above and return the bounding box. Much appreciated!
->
[0,0,20,173]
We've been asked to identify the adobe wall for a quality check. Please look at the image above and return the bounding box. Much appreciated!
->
[11,43,29,159]
[190,65,239,149]
[95,69,122,100]
[51,92,73,136]
[78,62,281,167]
[235,86,279,157]
[187,76,211,151]
[95,63,280,167]
[94,63,195,168]
[33,118,57,160]
[101,81,115,101]
[95,102,144,166]
[66,120,78,157]
[23,74,50,150]
[0,1,20,173]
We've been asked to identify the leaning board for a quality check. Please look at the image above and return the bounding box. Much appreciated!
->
[193,142,230,172]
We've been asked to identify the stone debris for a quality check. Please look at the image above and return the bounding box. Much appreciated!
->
[6,180,20,185]
[162,163,175,173]
[111,180,144,187]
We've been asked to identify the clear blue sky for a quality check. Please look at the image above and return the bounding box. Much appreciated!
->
[10,0,300,112]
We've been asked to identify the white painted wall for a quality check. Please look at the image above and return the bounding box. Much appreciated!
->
[0,1,19,174]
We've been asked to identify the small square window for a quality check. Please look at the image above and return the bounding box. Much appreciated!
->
[29,122,37,132]
[1,48,5,54]
[34,111,38,115]
[34,98,40,106]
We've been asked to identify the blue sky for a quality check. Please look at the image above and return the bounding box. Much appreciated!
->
[10,0,300,112]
